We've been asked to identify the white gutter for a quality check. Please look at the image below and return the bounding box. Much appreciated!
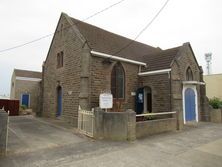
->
[90,50,147,66]
[183,81,205,85]
[138,69,171,76]
[16,77,42,82]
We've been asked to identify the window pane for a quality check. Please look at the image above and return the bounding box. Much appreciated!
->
[117,76,124,98]
[111,63,125,99]
[186,67,193,81]
[111,67,116,98]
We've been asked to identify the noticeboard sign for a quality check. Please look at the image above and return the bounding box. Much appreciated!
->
[99,93,113,109]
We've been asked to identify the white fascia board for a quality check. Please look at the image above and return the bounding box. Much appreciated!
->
[16,77,42,82]
[90,50,146,66]
[183,81,205,85]
[138,69,171,76]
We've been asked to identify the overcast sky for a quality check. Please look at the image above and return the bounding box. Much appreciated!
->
[0,0,222,95]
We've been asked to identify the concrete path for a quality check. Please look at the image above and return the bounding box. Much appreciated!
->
[1,116,222,167]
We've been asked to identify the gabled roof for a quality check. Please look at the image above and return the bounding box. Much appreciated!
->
[46,13,185,71]
[70,17,160,62]
[69,15,182,70]
[14,69,42,79]
[142,46,181,71]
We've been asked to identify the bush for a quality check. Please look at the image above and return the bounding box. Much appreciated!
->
[20,105,27,110]
[209,97,222,109]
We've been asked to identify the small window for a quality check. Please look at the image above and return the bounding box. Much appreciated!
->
[60,24,63,37]
[57,51,64,68]
[186,67,193,81]
[111,63,125,99]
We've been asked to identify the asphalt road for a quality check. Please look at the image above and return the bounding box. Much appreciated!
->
[1,116,222,167]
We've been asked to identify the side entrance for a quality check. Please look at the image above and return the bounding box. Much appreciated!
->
[56,86,62,117]
[21,93,30,108]
[136,87,152,114]
[183,86,198,123]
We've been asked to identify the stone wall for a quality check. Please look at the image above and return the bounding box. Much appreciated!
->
[93,108,178,140]
[93,108,136,141]
[14,80,41,114]
[90,57,139,111]
[136,118,177,138]
[139,74,171,113]
[42,13,91,126]
[42,13,141,126]
[0,110,8,156]
[171,43,202,129]
[210,108,222,123]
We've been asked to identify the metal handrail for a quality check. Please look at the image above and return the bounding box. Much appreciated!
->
[136,111,176,117]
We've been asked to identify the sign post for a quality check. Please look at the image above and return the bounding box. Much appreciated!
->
[99,93,113,112]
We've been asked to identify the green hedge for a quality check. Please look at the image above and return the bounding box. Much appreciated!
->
[209,97,222,109]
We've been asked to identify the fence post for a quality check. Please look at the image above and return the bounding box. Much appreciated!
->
[0,109,9,156]
[176,111,181,130]
[126,109,136,141]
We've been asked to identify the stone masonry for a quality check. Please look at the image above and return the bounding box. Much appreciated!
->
[171,43,203,129]
[90,57,139,110]
[10,70,42,114]
[42,13,209,128]
[140,73,171,113]
[42,13,88,126]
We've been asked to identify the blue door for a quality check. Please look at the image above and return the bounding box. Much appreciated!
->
[185,88,196,121]
[57,87,62,116]
[21,94,29,108]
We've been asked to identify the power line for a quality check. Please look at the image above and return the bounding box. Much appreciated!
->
[0,34,54,54]
[82,0,126,22]
[114,0,170,55]
[0,0,126,54]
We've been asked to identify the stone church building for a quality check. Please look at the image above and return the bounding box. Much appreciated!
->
[42,13,208,127]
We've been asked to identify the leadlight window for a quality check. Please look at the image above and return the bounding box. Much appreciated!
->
[111,63,125,99]
[186,67,193,81]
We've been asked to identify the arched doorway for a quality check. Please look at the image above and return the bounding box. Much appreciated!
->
[182,67,198,123]
[136,86,152,114]
[185,88,196,121]
[56,86,62,117]
[144,87,152,113]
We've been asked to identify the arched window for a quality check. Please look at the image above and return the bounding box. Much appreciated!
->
[186,67,193,81]
[111,63,125,99]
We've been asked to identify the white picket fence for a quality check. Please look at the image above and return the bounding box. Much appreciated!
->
[78,106,94,137]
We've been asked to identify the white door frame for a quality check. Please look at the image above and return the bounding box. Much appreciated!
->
[143,87,147,113]
[182,85,198,124]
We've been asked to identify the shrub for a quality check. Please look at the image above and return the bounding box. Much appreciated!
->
[209,97,222,109]
[20,105,27,110]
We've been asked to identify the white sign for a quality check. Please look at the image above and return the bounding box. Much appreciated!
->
[99,93,113,109]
